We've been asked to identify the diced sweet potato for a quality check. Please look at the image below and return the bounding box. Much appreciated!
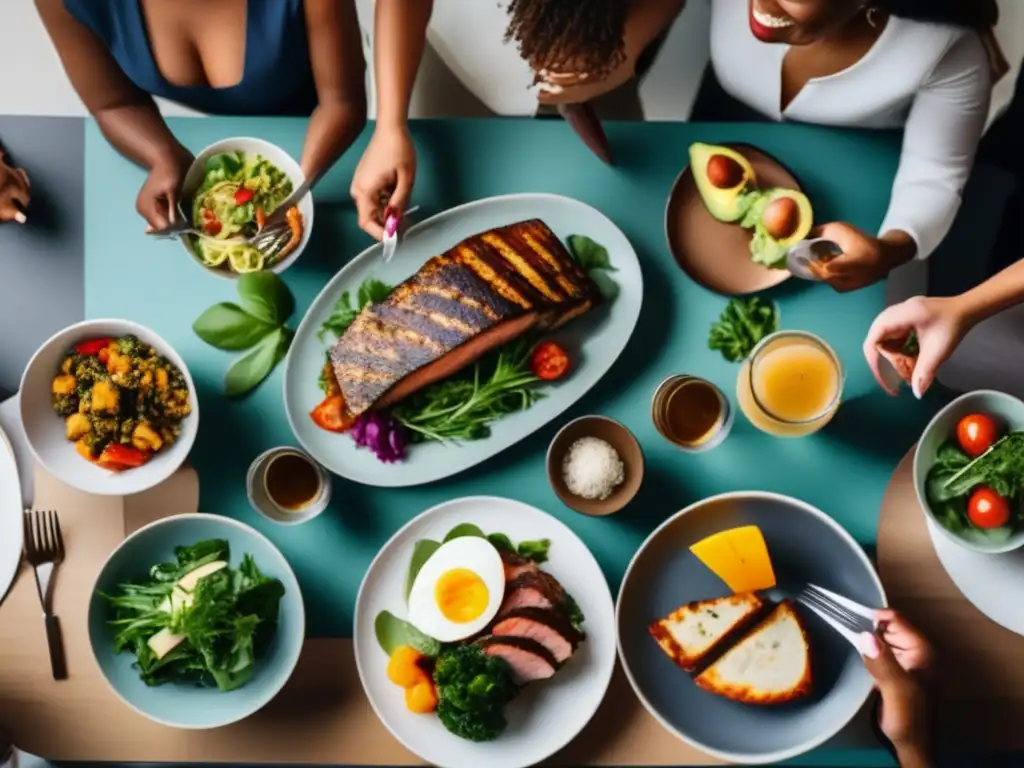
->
[52,375,76,395]
[65,412,91,441]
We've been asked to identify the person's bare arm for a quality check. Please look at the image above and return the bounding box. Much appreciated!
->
[956,255,1024,325]
[373,0,432,129]
[300,0,367,181]
[35,0,187,170]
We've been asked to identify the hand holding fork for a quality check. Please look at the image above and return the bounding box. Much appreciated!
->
[23,510,67,680]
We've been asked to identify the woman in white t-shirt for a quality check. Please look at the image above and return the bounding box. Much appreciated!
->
[350,0,685,239]
[700,0,1005,292]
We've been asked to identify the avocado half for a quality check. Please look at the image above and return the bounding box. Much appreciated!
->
[689,143,757,223]
[743,188,814,268]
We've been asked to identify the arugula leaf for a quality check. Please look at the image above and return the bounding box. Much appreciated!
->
[934,440,970,473]
[224,327,290,397]
[444,523,486,542]
[405,539,441,602]
[486,533,515,553]
[944,433,1024,499]
[237,272,295,326]
[192,303,277,351]
[393,336,543,443]
[375,610,441,657]
[319,278,394,340]
[708,297,780,363]
[516,539,550,564]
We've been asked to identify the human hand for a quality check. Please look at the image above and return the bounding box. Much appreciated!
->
[810,222,914,293]
[536,55,637,106]
[860,620,934,754]
[350,125,416,240]
[863,295,970,398]
[0,148,31,223]
[137,147,192,231]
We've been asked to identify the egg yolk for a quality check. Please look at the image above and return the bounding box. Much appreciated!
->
[435,568,489,623]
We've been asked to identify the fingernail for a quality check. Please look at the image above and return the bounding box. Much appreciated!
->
[911,379,923,399]
[859,632,880,659]
[13,211,26,224]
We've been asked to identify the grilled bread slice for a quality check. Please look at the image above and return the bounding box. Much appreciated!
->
[649,592,764,672]
[695,600,812,705]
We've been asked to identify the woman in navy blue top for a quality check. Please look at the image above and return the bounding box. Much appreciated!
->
[36,0,366,229]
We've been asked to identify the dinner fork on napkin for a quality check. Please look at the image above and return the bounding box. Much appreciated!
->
[23,510,67,680]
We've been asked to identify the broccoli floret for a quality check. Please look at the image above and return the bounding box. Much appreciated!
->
[53,393,78,417]
[433,645,516,743]
[116,335,142,357]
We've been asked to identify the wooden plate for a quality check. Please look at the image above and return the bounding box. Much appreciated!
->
[665,143,805,295]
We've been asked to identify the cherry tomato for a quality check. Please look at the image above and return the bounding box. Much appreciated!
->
[201,208,215,221]
[967,487,1011,529]
[957,413,1000,457]
[310,394,357,433]
[234,188,254,205]
[530,341,570,381]
[204,219,223,236]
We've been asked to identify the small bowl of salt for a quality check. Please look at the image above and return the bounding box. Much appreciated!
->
[547,415,644,516]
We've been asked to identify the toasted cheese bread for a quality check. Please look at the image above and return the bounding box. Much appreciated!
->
[649,592,764,672]
[695,601,812,705]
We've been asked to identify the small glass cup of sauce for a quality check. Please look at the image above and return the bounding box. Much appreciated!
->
[651,375,733,453]
[247,447,331,525]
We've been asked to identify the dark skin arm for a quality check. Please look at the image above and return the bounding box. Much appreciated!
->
[300,0,367,183]
[35,0,192,229]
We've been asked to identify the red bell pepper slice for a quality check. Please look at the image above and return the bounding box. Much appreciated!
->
[75,338,112,356]
[97,443,150,471]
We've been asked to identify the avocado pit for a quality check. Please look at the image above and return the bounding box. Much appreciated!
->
[761,197,800,240]
[707,154,745,190]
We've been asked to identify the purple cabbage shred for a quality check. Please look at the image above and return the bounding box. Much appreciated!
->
[350,410,408,463]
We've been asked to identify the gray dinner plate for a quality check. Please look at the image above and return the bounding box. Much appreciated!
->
[616,491,885,764]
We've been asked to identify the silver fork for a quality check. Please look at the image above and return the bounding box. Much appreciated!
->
[248,176,315,257]
[23,510,68,680]
[795,582,877,649]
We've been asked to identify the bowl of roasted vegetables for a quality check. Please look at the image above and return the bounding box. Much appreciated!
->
[21,320,199,496]
[180,137,313,278]
[914,389,1024,554]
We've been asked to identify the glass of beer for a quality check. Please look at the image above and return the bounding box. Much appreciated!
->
[652,375,733,452]
[736,331,843,438]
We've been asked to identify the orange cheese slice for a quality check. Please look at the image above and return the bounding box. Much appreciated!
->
[689,525,776,593]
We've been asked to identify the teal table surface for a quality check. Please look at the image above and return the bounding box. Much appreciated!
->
[83,117,946,766]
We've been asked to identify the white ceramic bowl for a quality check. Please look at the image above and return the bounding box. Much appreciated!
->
[20,319,200,496]
[246,446,332,525]
[181,137,314,279]
[913,389,1024,554]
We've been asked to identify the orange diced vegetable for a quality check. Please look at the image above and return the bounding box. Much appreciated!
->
[387,645,427,689]
[404,680,438,714]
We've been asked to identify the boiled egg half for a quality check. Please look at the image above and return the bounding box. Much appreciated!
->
[407,537,505,643]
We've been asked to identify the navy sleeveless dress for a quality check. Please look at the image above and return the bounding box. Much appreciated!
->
[62,0,318,116]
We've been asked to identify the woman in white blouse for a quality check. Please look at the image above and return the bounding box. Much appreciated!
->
[350,0,686,239]
[703,0,1003,292]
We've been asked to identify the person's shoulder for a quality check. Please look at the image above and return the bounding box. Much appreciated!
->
[889,17,987,77]
[59,0,116,40]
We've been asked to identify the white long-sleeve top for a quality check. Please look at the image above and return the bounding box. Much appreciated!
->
[710,0,991,260]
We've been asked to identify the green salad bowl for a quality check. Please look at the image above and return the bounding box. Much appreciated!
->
[913,389,1024,554]
[88,514,305,729]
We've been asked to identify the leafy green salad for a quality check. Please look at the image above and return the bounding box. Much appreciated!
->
[925,415,1024,542]
[101,539,285,691]
[191,152,302,274]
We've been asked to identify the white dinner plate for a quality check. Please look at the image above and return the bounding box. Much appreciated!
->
[927,515,1024,636]
[0,423,24,603]
[353,496,616,768]
[283,193,643,487]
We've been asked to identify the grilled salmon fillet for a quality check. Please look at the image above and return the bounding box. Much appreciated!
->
[330,220,601,416]
[649,592,764,672]
[695,601,812,705]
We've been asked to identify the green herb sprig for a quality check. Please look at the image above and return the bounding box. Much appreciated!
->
[318,278,393,340]
[708,297,780,363]
[392,337,542,443]
[567,234,619,301]
[192,272,296,397]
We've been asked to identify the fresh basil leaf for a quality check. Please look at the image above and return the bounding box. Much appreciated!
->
[192,302,277,351]
[568,235,615,272]
[589,270,620,302]
[516,538,551,564]
[405,539,441,602]
[486,533,515,553]
[357,279,393,308]
[374,610,441,657]
[444,523,486,542]
[237,272,294,325]
[224,327,285,397]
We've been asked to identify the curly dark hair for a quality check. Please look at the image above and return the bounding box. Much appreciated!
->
[503,0,629,80]
[879,0,998,28]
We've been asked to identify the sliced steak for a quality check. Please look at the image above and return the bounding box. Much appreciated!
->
[499,549,538,581]
[330,220,601,416]
[491,607,582,664]
[499,571,563,615]
[478,636,558,684]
